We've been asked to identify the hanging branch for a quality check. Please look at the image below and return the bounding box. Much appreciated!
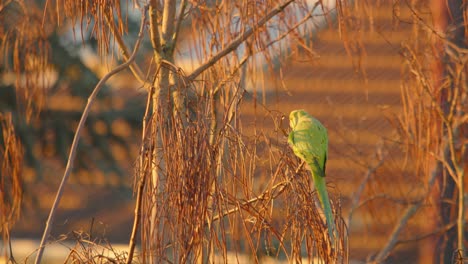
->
[34,6,148,264]
[186,0,296,81]
[126,83,155,264]
[104,12,146,84]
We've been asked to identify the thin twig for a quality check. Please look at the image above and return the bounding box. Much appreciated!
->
[396,220,457,245]
[262,1,322,51]
[370,202,421,263]
[347,157,384,231]
[187,0,296,81]
[456,136,465,258]
[210,159,304,223]
[371,149,439,263]
[172,0,187,49]
[212,55,249,96]
[355,193,422,208]
[104,12,146,84]
[34,6,148,264]
[126,84,154,264]
[210,181,290,223]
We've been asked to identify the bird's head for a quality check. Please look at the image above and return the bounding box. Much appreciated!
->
[289,109,308,129]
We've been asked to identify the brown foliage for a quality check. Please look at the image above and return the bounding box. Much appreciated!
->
[2,0,354,262]
[52,0,130,56]
[0,0,49,121]
[133,74,347,262]
[0,113,23,246]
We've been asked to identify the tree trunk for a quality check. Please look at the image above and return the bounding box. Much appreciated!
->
[148,0,177,262]
[420,1,466,263]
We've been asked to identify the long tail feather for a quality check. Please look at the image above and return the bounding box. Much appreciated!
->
[310,166,337,245]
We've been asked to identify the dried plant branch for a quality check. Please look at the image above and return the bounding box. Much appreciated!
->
[449,54,468,260]
[64,231,127,263]
[1,0,48,122]
[396,220,457,245]
[0,113,23,247]
[161,0,176,51]
[347,157,384,231]
[172,0,187,49]
[34,7,148,264]
[262,1,322,52]
[456,133,466,259]
[371,204,423,263]
[396,17,467,259]
[104,12,146,85]
[212,55,250,96]
[136,0,350,261]
[356,193,422,208]
[149,0,162,60]
[187,0,296,81]
[371,152,439,263]
[402,45,449,124]
[126,84,155,264]
[211,181,290,223]
[209,158,303,223]
[54,0,126,56]
[428,150,459,186]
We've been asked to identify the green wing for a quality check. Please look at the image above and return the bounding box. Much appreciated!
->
[288,127,327,177]
[288,110,327,175]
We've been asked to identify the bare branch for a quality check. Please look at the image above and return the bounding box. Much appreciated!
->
[34,6,148,264]
[371,150,439,263]
[428,150,459,186]
[187,0,296,81]
[210,159,306,224]
[104,12,146,85]
[396,220,457,245]
[210,181,290,223]
[263,1,322,51]
[212,55,249,96]
[126,84,155,264]
[356,193,422,208]
[161,0,176,51]
[172,0,187,50]
[371,203,422,263]
[347,157,385,231]
[149,0,161,60]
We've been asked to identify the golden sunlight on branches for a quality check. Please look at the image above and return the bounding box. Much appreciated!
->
[0,0,466,263]
[0,113,23,248]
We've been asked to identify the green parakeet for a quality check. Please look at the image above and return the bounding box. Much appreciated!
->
[288,109,337,244]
